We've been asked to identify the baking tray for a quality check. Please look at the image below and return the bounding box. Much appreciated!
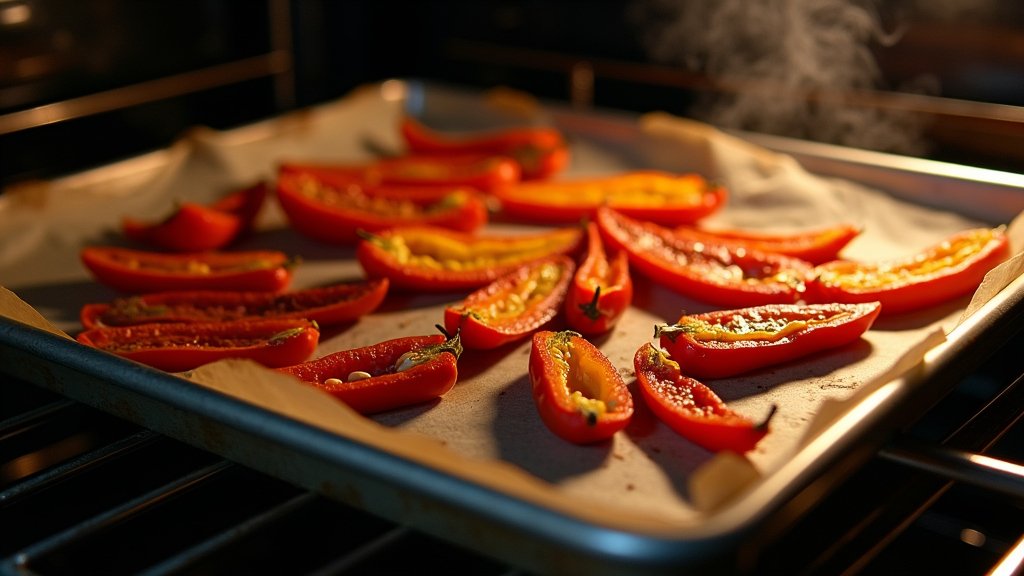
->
[2,79,1023,575]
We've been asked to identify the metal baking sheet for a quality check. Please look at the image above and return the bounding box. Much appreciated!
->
[2,79,1023,575]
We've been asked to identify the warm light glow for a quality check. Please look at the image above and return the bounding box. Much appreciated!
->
[0,3,31,26]
[380,79,407,102]
[968,453,1024,477]
[989,534,1024,576]
[959,528,986,547]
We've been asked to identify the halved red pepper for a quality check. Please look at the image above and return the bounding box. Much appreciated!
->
[79,278,389,330]
[121,181,267,252]
[80,246,294,294]
[279,154,520,193]
[444,255,575,350]
[399,115,569,180]
[655,302,882,379]
[277,330,462,415]
[595,206,813,307]
[808,226,1012,315]
[493,171,725,225]
[76,318,319,372]
[633,342,772,453]
[529,330,633,444]
[673,223,860,265]
[275,169,487,244]
[564,221,633,336]
[356,225,583,292]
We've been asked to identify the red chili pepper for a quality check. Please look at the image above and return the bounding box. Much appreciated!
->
[76,318,320,372]
[356,225,584,292]
[808,227,1011,315]
[279,154,521,193]
[79,279,389,330]
[633,342,773,453]
[595,206,813,307]
[673,223,860,265]
[529,330,633,444]
[121,181,267,252]
[80,246,294,294]
[655,302,882,380]
[444,255,575,350]
[492,171,725,226]
[275,169,487,244]
[564,221,632,336]
[399,115,569,180]
[277,329,462,415]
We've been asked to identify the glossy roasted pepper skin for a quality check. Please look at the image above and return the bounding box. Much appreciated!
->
[76,318,320,372]
[493,171,726,226]
[673,223,860,265]
[279,154,521,193]
[444,255,575,350]
[564,221,633,336]
[808,227,1012,315]
[79,279,389,330]
[80,247,294,294]
[356,225,583,292]
[633,342,771,454]
[275,168,488,244]
[277,332,462,415]
[595,206,813,307]
[121,181,267,252]
[399,115,569,180]
[529,330,633,444]
[656,302,882,380]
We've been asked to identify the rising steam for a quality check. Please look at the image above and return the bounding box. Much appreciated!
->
[628,0,996,156]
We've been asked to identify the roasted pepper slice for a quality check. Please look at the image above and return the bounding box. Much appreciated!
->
[399,115,569,180]
[595,206,812,307]
[80,247,294,294]
[356,225,583,292]
[280,154,521,193]
[77,318,319,372]
[633,342,772,453]
[808,227,1011,315]
[564,221,633,336]
[674,223,860,265]
[529,330,633,444]
[656,302,882,379]
[444,255,575,350]
[276,169,488,244]
[121,181,267,252]
[79,279,389,330]
[493,171,725,225]
[277,330,462,415]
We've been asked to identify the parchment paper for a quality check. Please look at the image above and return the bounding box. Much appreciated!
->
[2,81,1022,531]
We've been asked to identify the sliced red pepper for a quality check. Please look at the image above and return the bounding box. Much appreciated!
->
[279,154,521,193]
[121,181,267,252]
[595,206,813,307]
[76,318,319,372]
[356,225,584,292]
[564,221,633,336]
[80,246,294,294]
[444,255,575,350]
[673,223,860,265]
[79,279,389,330]
[529,330,633,444]
[656,302,882,379]
[493,171,725,225]
[275,169,487,244]
[633,342,772,453]
[399,115,569,180]
[808,227,1011,315]
[277,330,462,415]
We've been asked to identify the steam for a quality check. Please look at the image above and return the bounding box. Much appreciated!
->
[628,0,996,156]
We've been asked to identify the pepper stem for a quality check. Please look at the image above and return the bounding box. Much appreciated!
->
[578,286,604,321]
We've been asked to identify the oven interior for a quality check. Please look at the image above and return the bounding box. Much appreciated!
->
[2,1,1023,574]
